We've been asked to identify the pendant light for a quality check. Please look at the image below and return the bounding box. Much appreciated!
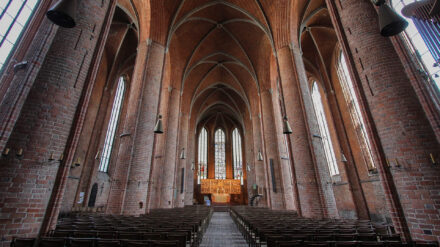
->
[375,0,408,36]
[257,149,263,161]
[46,0,77,28]
[180,148,185,159]
[154,115,163,134]
[341,153,348,163]
[283,116,293,134]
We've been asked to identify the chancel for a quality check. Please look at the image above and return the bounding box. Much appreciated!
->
[1,0,440,246]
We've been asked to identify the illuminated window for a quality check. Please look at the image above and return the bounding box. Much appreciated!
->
[99,76,126,172]
[197,127,208,184]
[337,52,376,170]
[232,128,243,185]
[0,0,40,73]
[391,0,440,89]
[311,82,339,176]
[214,129,226,179]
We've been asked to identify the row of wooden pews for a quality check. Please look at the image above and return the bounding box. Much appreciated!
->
[230,206,438,247]
[11,206,213,247]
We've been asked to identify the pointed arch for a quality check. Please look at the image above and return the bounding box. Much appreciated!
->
[198,127,208,184]
[214,128,226,179]
[232,128,243,184]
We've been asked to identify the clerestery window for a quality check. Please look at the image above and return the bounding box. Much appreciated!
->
[99,76,126,173]
[0,0,40,73]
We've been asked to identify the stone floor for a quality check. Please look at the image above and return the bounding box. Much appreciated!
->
[200,212,248,247]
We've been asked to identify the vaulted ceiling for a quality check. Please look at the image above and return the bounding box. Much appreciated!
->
[115,0,336,129]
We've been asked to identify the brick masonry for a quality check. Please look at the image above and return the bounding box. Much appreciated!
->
[0,0,439,243]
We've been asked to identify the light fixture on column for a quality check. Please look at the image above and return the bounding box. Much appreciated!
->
[341,153,348,163]
[283,116,293,135]
[154,115,163,134]
[48,152,55,161]
[257,150,263,161]
[46,0,77,28]
[180,148,185,159]
[373,0,408,37]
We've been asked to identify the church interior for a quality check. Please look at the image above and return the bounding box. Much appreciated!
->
[1,0,440,246]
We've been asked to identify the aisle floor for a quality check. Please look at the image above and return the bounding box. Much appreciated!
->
[200,212,248,247]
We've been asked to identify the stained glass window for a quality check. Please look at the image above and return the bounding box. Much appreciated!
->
[0,0,40,73]
[99,76,126,172]
[198,127,208,184]
[311,82,339,176]
[214,129,226,179]
[232,128,243,185]
[337,52,376,170]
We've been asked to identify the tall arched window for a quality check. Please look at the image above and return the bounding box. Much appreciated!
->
[232,128,243,185]
[337,52,376,170]
[0,0,40,73]
[311,82,339,176]
[391,0,440,89]
[98,76,126,172]
[214,129,226,179]
[198,127,208,184]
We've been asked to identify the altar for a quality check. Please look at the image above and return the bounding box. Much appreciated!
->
[201,179,241,204]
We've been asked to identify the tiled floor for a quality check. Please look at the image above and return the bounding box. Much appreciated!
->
[200,212,248,247]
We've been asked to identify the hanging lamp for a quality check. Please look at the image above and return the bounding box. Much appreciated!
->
[283,116,293,134]
[341,153,348,163]
[46,0,77,28]
[180,148,185,159]
[154,115,163,134]
[375,0,408,36]
[257,150,263,161]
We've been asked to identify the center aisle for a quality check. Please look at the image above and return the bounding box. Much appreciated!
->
[200,212,248,247]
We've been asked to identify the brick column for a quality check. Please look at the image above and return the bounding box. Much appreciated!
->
[252,113,269,207]
[184,116,196,206]
[260,90,285,209]
[106,40,165,215]
[326,0,440,241]
[277,46,328,218]
[280,45,342,217]
[160,89,181,208]
[122,41,164,215]
[176,112,190,207]
[0,0,115,240]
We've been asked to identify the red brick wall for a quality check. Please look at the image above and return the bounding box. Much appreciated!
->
[0,0,114,240]
[327,0,440,241]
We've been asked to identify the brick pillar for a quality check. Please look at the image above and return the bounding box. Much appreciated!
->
[226,130,234,180]
[106,40,165,215]
[260,90,284,209]
[160,89,181,208]
[0,0,115,240]
[278,46,340,218]
[271,87,296,210]
[184,116,196,206]
[252,113,269,207]
[123,41,164,215]
[176,112,190,207]
[326,0,440,241]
